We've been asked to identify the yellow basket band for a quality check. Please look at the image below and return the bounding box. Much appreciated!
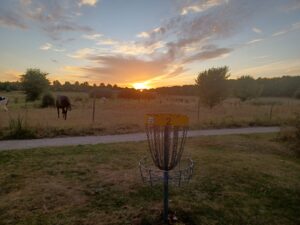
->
[145,113,189,126]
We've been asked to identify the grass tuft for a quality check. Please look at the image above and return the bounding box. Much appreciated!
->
[4,115,36,139]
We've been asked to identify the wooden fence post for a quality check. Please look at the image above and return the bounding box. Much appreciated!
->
[92,95,96,123]
[197,98,200,122]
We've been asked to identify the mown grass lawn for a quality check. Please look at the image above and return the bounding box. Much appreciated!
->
[0,134,299,225]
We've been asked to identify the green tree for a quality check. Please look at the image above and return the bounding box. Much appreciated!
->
[195,66,230,108]
[21,68,50,101]
[234,75,262,101]
[52,80,62,91]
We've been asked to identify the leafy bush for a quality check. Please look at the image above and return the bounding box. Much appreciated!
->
[21,68,50,101]
[6,116,35,139]
[41,92,55,108]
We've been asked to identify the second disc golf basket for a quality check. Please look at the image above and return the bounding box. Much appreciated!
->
[139,113,193,223]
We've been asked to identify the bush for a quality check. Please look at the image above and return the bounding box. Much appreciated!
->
[41,92,55,108]
[293,115,300,154]
[21,68,50,101]
[294,89,300,99]
[6,116,35,139]
[277,114,300,156]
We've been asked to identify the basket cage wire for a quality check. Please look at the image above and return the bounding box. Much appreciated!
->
[140,114,193,223]
[140,114,193,186]
[139,157,194,187]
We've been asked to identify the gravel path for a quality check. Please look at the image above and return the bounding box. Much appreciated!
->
[0,126,280,151]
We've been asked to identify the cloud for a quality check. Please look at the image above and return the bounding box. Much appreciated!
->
[247,38,264,44]
[96,38,119,46]
[137,32,150,38]
[83,35,165,56]
[271,21,300,37]
[0,10,27,29]
[112,41,165,56]
[66,0,268,85]
[143,0,260,62]
[68,48,95,59]
[79,0,98,7]
[64,0,297,86]
[180,0,226,15]
[184,47,232,63]
[82,33,103,40]
[252,27,262,33]
[164,66,187,78]
[1,0,94,40]
[272,30,287,37]
[64,55,171,84]
[40,42,65,52]
[40,43,52,50]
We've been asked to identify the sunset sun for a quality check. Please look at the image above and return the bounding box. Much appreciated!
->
[132,82,150,90]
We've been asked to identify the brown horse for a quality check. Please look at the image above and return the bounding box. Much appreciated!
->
[56,95,71,120]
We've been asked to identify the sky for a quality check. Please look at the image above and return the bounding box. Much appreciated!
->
[0,0,300,88]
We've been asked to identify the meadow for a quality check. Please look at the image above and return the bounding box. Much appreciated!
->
[0,91,299,139]
[0,134,299,225]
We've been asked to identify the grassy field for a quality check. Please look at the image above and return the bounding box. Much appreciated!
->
[0,91,299,139]
[0,134,299,225]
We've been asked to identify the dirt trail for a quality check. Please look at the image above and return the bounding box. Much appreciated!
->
[0,126,280,151]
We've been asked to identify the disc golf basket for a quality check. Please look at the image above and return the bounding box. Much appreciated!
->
[139,113,193,223]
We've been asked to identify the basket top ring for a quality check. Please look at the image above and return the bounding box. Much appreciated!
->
[145,113,189,126]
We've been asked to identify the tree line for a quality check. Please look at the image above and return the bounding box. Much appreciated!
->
[154,75,300,99]
[1,68,300,103]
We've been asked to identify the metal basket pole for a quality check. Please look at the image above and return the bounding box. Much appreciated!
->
[163,123,170,223]
[142,114,191,224]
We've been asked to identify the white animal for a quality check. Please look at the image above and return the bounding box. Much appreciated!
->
[0,96,8,111]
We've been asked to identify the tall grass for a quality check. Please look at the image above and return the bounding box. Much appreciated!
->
[0,92,299,139]
[5,115,35,139]
[276,114,300,156]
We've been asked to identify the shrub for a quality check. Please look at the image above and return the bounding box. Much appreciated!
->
[294,89,300,99]
[6,116,35,139]
[21,68,50,101]
[293,115,300,154]
[277,114,300,156]
[41,92,55,108]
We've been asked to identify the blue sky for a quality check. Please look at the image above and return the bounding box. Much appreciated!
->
[0,0,300,88]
